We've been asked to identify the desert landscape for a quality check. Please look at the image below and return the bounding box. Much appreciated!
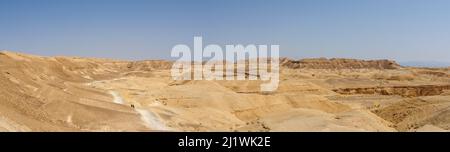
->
[0,50,449,132]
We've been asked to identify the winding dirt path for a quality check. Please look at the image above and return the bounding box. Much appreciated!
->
[108,90,171,131]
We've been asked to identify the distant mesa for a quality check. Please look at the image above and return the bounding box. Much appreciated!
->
[2,50,403,70]
[281,57,400,69]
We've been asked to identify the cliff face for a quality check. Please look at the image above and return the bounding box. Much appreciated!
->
[281,58,401,69]
[333,85,450,97]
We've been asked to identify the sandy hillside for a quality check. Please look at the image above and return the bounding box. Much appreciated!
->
[0,51,449,132]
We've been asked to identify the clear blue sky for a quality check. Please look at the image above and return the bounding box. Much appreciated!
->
[1,0,449,62]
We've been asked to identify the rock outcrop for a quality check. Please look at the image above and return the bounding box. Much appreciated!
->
[333,85,450,97]
[281,58,400,69]
[126,60,173,71]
